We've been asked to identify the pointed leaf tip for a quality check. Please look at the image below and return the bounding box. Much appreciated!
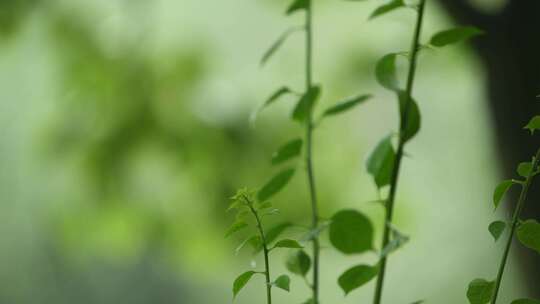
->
[524,116,540,134]
[338,264,379,295]
[488,221,506,242]
[273,275,290,292]
[430,26,484,47]
[232,271,257,298]
[493,180,515,210]
[257,168,295,202]
[366,135,396,189]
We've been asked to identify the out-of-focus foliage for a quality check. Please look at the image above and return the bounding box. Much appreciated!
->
[0,0,533,303]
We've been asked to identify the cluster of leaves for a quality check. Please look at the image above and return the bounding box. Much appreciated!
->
[324,0,484,300]
[232,0,486,302]
[466,116,540,304]
[227,188,303,302]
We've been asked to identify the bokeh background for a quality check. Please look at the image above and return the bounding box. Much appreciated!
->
[1,0,538,303]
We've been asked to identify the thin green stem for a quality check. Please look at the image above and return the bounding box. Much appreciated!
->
[373,1,427,303]
[244,196,272,304]
[490,148,540,304]
[305,1,320,302]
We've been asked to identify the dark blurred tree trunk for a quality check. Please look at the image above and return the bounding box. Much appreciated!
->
[438,0,540,297]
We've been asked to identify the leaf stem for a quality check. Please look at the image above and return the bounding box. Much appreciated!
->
[244,195,273,304]
[305,1,320,302]
[372,1,427,303]
[490,148,540,304]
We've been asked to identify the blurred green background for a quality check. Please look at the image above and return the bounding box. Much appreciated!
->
[0,0,530,303]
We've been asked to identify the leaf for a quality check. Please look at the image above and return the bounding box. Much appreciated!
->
[488,221,506,242]
[257,168,295,202]
[493,180,515,210]
[265,222,292,244]
[398,91,421,143]
[225,220,248,238]
[366,135,396,189]
[511,299,540,304]
[273,274,290,292]
[251,87,295,123]
[233,271,257,298]
[338,264,379,295]
[301,299,316,304]
[375,53,400,92]
[261,27,302,66]
[271,139,303,165]
[516,219,540,254]
[466,278,495,304]
[273,239,303,249]
[524,116,540,134]
[380,224,410,258]
[322,94,372,117]
[410,301,425,304]
[286,249,311,276]
[235,235,262,255]
[292,86,321,123]
[430,26,483,47]
[263,87,294,109]
[369,0,406,20]
[329,209,374,254]
[517,162,534,178]
[286,0,308,15]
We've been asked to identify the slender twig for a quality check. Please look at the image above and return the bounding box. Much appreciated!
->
[244,195,273,304]
[304,0,320,302]
[490,148,540,304]
[373,1,427,303]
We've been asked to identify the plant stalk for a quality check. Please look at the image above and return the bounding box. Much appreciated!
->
[490,148,540,304]
[305,1,320,302]
[246,196,273,304]
[372,1,427,303]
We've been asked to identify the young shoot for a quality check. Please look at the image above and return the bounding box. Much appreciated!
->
[466,115,540,304]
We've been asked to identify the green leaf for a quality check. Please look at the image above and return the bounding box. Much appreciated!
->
[301,299,316,304]
[511,299,540,304]
[263,87,294,109]
[398,91,421,143]
[292,86,321,123]
[261,27,302,66]
[369,0,406,20]
[273,239,303,249]
[225,220,248,238]
[466,278,495,304]
[235,235,262,255]
[516,219,540,254]
[493,180,515,210]
[257,168,295,202]
[266,222,292,244]
[233,271,258,298]
[271,139,303,165]
[375,53,400,92]
[524,116,540,134]
[286,0,308,15]
[430,26,483,48]
[286,249,311,276]
[322,94,372,117]
[273,274,290,292]
[338,264,379,295]
[366,135,396,189]
[517,162,534,178]
[410,301,425,304]
[380,224,410,258]
[488,221,506,242]
[329,209,374,254]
